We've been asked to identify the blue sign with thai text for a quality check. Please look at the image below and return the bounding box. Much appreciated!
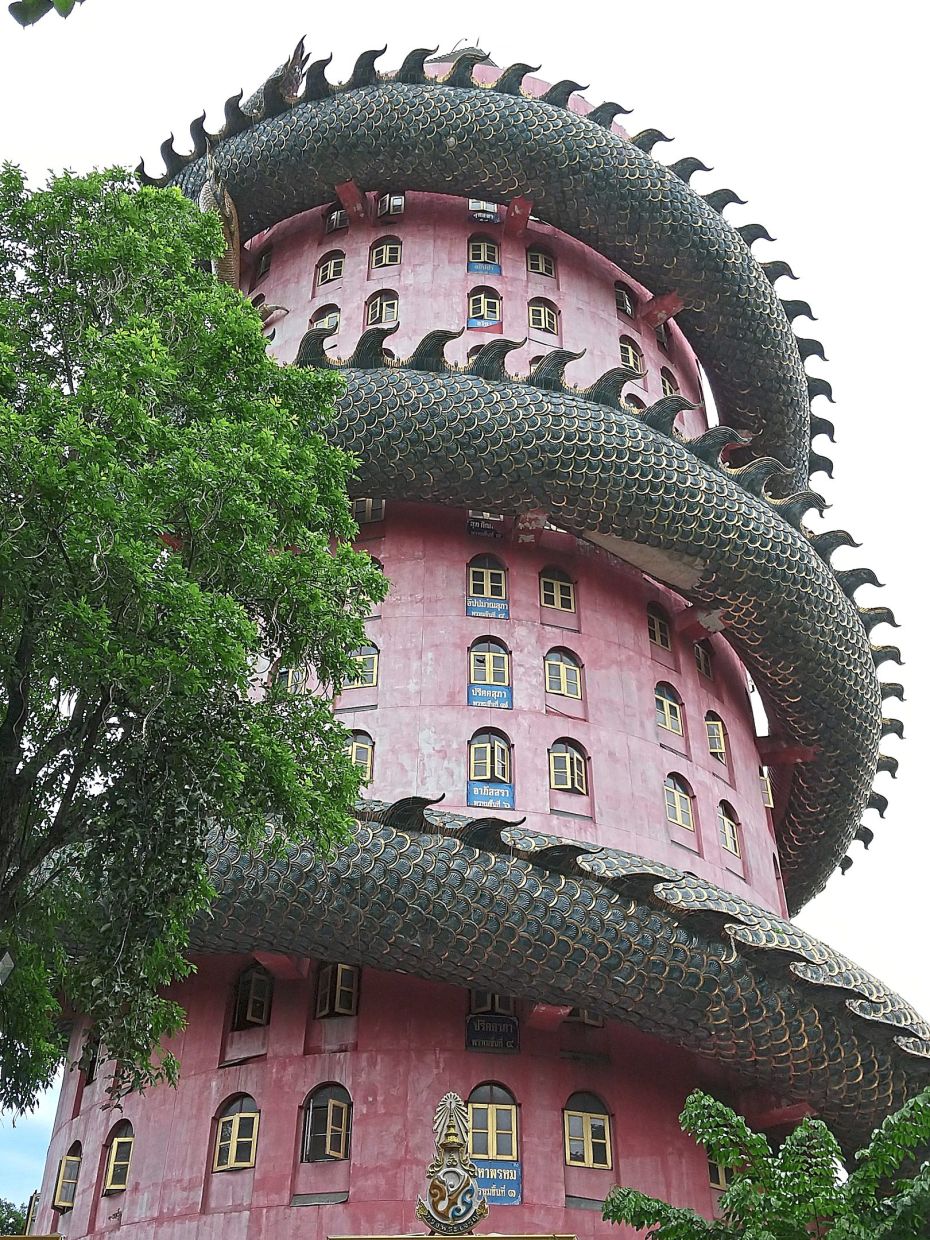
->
[467,781,515,810]
[473,1159,522,1205]
[467,260,502,276]
[466,596,509,619]
[468,683,512,709]
[467,317,503,331]
[470,209,500,223]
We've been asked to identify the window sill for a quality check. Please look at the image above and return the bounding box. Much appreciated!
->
[549,807,594,821]
[659,741,688,759]
[290,1192,349,1206]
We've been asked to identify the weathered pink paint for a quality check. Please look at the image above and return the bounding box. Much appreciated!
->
[37,78,788,1233]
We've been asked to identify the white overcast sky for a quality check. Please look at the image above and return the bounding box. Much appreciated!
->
[0,0,928,1204]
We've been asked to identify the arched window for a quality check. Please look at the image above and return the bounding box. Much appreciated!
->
[469,639,510,686]
[664,774,694,829]
[469,730,512,785]
[694,640,713,679]
[316,250,345,288]
[53,1141,82,1211]
[347,644,379,688]
[249,248,272,291]
[302,1084,352,1161]
[647,603,672,651]
[370,236,402,269]
[325,204,348,234]
[718,801,741,855]
[615,282,637,319]
[619,336,644,374]
[760,767,774,808]
[468,1084,517,1161]
[311,304,341,332]
[661,367,679,397]
[540,567,575,612]
[655,321,671,350]
[563,1092,612,1168]
[655,683,683,735]
[346,731,374,781]
[275,665,305,694]
[705,712,728,763]
[467,344,484,363]
[352,497,385,523]
[528,298,559,335]
[213,1095,260,1172]
[103,1121,134,1194]
[251,292,266,308]
[469,235,500,267]
[526,247,556,277]
[468,286,502,324]
[366,290,399,326]
[468,555,507,600]
[549,739,588,794]
[545,649,582,699]
[232,965,273,1030]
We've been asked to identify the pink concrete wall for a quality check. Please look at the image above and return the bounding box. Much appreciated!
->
[248,193,707,441]
[340,502,784,915]
[37,963,768,1239]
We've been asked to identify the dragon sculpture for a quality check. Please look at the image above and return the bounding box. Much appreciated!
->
[140,43,922,1150]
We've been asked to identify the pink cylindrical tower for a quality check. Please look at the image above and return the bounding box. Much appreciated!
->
[34,44,924,1240]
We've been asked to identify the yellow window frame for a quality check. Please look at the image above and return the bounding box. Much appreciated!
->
[706,718,727,761]
[545,655,581,699]
[470,649,510,686]
[549,748,587,794]
[352,497,384,523]
[314,309,340,331]
[695,642,713,678]
[760,768,774,808]
[324,1098,351,1159]
[470,738,511,783]
[656,689,683,735]
[619,338,644,373]
[377,192,405,216]
[563,1109,612,1169]
[367,294,399,325]
[718,807,741,856]
[648,610,672,650]
[318,256,344,285]
[469,239,499,265]
[664,780,693,829]
[471,991,515,1015]
[615,285,635,317]
[708,1157,734,1190]
[325,208,348,233]
[566,1008,603,1026]
[540,575,575,611]
[213,1111,260,1172]
[661,370,679,396]
[468,1102,518,1161]
[347,735,373,781]
[370,241,401,269]
[469,292,501,321]
[241,969,272,1026]
[527,250,555,277]
[315,961,360,1017]
[528,302,558,334]
[103,1136,134,1194]
[347,650,378,688]
[53,1154,82,1210]
[469,565,506,599]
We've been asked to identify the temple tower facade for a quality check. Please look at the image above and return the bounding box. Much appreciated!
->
[34,45,923,1240]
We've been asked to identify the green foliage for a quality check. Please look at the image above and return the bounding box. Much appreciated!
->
[8,0,81,27]
[0,166,385,1111]
[0,1197,26,1233]
[603,1088,930,1238]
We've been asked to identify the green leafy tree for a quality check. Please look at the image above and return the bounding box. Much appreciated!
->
[603,1088,930,1238]
[0,166,385,1112]
[0,1197,26,1234]
[8,0,83,27]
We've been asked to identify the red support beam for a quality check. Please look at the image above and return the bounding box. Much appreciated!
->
[757,738,819,765]
[504,195,533,237]
[640,290,686,328]
[334,179,368,222]
[253,952,308,980]
[525,1002,573,1030]
[673,605,725,640]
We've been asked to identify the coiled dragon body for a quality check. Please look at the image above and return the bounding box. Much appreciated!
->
[144,44,921,1148]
